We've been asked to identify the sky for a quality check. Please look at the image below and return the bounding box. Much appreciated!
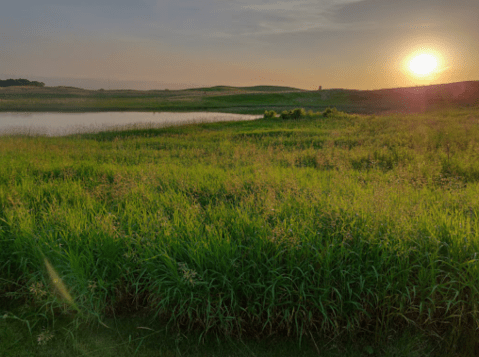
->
[1,0,478,90]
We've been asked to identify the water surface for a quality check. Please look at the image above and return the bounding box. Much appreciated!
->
[0,112,261,136]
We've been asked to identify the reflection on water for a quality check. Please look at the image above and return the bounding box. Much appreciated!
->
[0,112,261,137]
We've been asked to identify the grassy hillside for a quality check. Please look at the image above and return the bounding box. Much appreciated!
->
[0,85,347,114]
[188,85,302,92]
[1,81,476,114]
[1,107,479,355]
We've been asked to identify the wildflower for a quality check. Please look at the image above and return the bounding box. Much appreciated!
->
[88,281,97,292]
[37,329,54,345]
[30,282,47,299]
[178,262,201,286]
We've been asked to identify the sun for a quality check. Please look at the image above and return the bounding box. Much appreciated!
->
[409,54,438,76]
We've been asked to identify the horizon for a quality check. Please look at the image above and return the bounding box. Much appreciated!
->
[1,75,478,93]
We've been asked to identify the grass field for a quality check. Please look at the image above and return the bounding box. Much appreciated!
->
[0,85,356,114]
[0,81,477,115]
[1,104,479,355]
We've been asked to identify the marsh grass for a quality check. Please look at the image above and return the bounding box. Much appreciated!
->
[1,107,479,355]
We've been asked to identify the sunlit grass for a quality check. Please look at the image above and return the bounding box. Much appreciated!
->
[1,107,479,354]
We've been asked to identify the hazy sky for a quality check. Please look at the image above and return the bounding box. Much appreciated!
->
[1,0,478,90]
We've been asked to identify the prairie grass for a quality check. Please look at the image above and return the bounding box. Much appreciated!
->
[1,107,479,355]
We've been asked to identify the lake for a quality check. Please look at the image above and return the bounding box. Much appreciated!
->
[0,112,261,136]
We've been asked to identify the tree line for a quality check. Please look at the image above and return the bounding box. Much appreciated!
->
[0,78,45,87]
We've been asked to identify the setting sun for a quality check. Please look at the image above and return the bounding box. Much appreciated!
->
[409,53,438,76]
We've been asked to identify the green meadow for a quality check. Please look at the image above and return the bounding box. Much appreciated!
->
[1,105,479,355]
[2,82,476,115]
[0,85,378,114]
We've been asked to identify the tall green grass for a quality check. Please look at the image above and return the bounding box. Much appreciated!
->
[1,108,479,354]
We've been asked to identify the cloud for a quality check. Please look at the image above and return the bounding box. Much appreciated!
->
[205,0,366,37]
[331,0,479,30]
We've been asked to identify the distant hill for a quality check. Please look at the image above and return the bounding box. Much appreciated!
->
[191,85,303,92]
[0,78,45,88]
[238,85,303,92]
[0,79,477,114]
[346,81,479,113]
[190,81,479,113]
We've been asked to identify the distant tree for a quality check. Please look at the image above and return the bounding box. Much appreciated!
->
[31,81,46,87]
[0,78,45,87]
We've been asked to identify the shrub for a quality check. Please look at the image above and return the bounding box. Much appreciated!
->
[323,107,338,117]
[280,108,306,120]
[280,110,291,120]
[291,108,306,119]
[263,110,277,119]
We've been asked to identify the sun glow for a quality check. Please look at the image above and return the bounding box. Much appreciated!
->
[409,53,438,76]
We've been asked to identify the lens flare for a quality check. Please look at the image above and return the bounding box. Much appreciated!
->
[44,258,77,310]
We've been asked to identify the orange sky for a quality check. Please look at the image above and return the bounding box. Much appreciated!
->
[1,0,478,90]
